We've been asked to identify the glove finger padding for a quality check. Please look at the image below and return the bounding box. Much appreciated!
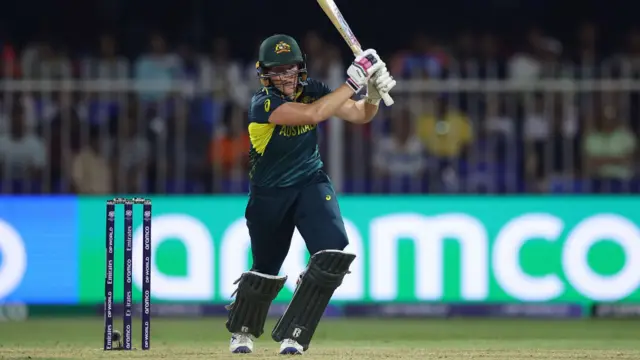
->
[374,72,396,94]
[370,64,387,78]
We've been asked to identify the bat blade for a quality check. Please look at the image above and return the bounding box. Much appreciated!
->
[317,0,395,106]
[317,0,363,55]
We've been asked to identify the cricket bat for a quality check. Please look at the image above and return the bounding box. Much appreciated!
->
[317,0,395,106]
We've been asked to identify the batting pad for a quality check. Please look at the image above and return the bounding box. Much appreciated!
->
[226,271,287,338]
[271,250,356,350]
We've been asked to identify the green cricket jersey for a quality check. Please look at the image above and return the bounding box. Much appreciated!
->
[247,78,332,188]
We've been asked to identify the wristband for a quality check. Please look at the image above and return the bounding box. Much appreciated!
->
[346,78,363,93]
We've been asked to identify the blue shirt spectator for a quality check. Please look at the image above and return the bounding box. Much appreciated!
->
[134,33,182,102]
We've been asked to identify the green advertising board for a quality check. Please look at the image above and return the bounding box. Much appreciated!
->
[78,196,640,305]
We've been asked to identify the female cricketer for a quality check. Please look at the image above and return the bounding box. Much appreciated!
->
[225,33,396,355]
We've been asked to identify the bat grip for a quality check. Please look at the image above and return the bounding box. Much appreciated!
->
[381,92,394,106]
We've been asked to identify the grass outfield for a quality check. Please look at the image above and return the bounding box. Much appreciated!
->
[0,318,638,359]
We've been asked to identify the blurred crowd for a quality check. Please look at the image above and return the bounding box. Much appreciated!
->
[1,23,640,194]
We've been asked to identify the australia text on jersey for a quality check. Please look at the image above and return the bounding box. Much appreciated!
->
[279,124,317,137]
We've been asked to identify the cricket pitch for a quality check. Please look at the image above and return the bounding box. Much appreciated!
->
[0,318,638,359]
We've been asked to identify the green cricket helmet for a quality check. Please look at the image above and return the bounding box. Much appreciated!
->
[256,34,308,87]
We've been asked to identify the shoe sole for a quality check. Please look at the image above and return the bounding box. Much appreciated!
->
[232,346,252,354]
[279,347,303,355]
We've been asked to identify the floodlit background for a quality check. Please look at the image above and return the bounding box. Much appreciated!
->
[0,0,638,358]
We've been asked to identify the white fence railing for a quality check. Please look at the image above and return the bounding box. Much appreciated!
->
[0,79,639,194]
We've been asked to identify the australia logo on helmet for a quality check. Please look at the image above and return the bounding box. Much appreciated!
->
[274,41,292,54]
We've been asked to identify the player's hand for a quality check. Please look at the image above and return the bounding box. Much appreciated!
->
[346,49,383,94]
[366,65,397,106]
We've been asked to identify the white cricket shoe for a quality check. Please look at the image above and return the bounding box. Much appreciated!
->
[230,332,254,354]
[279,338,304,355]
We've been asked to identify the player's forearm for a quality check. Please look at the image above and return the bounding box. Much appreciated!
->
[339,99,379,124]
[306,84,356,124]
[359,99,379,123]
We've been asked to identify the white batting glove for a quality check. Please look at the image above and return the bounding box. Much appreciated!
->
[346,49,384,94]
[365,65,397,106]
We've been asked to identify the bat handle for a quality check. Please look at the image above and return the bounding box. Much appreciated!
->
[381,92,394,106]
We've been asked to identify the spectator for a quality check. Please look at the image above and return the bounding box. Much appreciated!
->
[34,90,84,191]
[244,37,267,84]
[178,44,200,91]
[0,94,24,134]
[451,32,477,78]
[134,33,182,102]
[509,27,542,81]
[303,31,324,73]
[623,27,640,77]
[21,40,72,79]
[74,35,126,127]
[390,33,448,79]
[523,94,557,190]
[484,95,515,138]
[81,34,129,79]
[19,39,41,78]
[302,31,344,89]
[373,108,426,180]
[487,95,524,192]
[465,112,507,193]
[478,33,506,79]
[45,108,80,193]
[1,42,20,79]
[609,27,640,78]
[523,94,551,140]
[343,119,374,192]
[41,45,73,79]
[0,104,46,182]
[414,96,473,192]
[416,96,473,160]
[628,27,640,59]
[322,46,345,90]
[544,99,583,192]
[575,22,601,78]
[199,37,248,107]
[583,102,637,192]
[113,105,151,193]
[209,105,250,180]
[44,90,82,128]
[508,27,562,81]
[4,21,640,196]
[71,127,113,194]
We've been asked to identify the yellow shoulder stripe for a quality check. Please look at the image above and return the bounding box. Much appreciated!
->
[248,122,276,155]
